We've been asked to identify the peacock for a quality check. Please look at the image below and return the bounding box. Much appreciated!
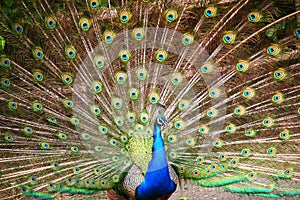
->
[0,0,300,199]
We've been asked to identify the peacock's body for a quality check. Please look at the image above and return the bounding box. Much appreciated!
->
[0,0,300,199]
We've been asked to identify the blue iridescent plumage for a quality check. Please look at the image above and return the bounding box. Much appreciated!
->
[136,115,176,200]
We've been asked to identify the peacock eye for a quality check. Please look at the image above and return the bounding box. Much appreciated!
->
[32,46,44,60]
[139,111,149,124]
[165,9,178,22]
[62,99,73,109]
[22,187,27,192]
[45,16,56,29]
[181,33,194,46]
[196,156,204,164]
[272,92,284,104]
[112,174,120,183]
[70,116,79,126]
[94,146,102,153]
[198,125,209,134]
[279,129,290,140]
[5,134,14,142]
[33,70,44,82]
[111,97,123,110]
[1,78,10,87]
[247,11,261,22]
[204,6,217,18]
[1,56,11,68]
[208,87,220,98]
[213,139,223,148]
[201,62,213,74]
[61,72,73,85]
[129,88,140,100]
[155,49,167,62]
[148,91,160,104]
[225,123,236,133]
[119,49,131,62]
[119,10,131,23]
[218,153,227,161]
[133,28,145,40]
[110,138,118,146]
[178,99,189,111]
[273,68,286,80]
[267,147,277,157]
[57,132,67,140]
[79,17,91,31]
[178,165,186,173]
[167,134,176,143]
[98,125,108,134]
[241,148,251,157]
[234,105,246,116]
[40,142,50,150]
[92,80,103,94]
[229,159,239,168]
[207,107,218,118]
[136,68,148,81]
[115,71,127,84]
[245,128,256,137]
[174,119,184,130]
[90,0,99,9]
[94,55,105,69]
[90,105,101,116]
[222,32,236,44]
[294,28,300,38]
[262,117,274,127]
[126,111,136,123]
[120,135,128,143]
[236,60,249,72]
[170,73,183,85]
[13,23,23,34]
[267,44,281,56]
[247,171,257,181]
[193,169,199,175]
[23,126,33,136]
[8,101,18,110]
[81,132,91,141]
[72,167,80,175]
[65,45,76,59]
[283,168,293,178]
[71,146,79,153]
[186,138,196,146]
[103,30,115,44]
[114,116,124,127]
[242,87,255,99]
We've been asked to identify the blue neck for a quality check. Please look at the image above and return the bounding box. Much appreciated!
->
[136,121,176,200]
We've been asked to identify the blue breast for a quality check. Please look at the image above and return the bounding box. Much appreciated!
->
[136,118,176,200]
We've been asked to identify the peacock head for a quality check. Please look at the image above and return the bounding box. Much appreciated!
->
[154,103,168,127]
[156,115,168,127]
